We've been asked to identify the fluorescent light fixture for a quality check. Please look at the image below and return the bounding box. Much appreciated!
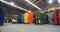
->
[0,0,28,11]
[25,0,41,10]
[48,0,53,4]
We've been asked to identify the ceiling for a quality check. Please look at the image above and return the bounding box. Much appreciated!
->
[1,0,58,11]
[0,0,58,15]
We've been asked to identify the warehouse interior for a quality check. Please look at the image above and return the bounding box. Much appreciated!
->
[0,0,60,32]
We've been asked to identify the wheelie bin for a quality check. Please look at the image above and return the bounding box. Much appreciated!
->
[28,11,33,24]
[21,14,24,23]
[0,7,5,25]
[24,12,28,24]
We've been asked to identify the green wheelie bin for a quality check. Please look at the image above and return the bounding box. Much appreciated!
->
[35,13,49,25]
[43,14,49,24]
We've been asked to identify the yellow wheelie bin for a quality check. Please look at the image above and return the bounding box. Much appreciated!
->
[24,13,28,24]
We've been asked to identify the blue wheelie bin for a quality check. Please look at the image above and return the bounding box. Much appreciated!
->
[19,14,24,24]
[0,7,5,25]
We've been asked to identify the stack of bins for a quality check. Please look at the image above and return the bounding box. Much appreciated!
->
[35,13,48,25]
[28,11,33,24]
[0,7,5,25]
[24,12,28,24]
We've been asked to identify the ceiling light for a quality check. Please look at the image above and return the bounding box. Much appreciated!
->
[57,0,60,3]
[0,0,28,11]
[25,0,41,10]
[10,2,14,5]
[48,0,53,4]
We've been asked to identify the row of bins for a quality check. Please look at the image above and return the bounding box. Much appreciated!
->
[0,7,60,25]
[20,10,60,25]
[20,11,33,24]
[1,7,60,25]
[0,7,5,25]
[20,11,49,24]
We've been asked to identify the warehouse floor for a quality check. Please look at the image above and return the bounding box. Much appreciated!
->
[0,23,60,32]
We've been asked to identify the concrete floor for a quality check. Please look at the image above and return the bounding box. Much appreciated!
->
[0,23,60,32]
